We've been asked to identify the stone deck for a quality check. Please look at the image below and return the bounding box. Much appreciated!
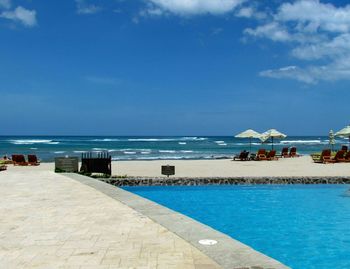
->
[0,168,221,269]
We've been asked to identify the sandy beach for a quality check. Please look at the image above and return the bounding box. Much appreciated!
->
[6,156,350,177]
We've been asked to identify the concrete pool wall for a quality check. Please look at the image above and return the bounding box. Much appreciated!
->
[98,176,350,186]
[64,173,290,269]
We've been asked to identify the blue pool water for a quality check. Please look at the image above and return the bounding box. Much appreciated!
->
[124,185,350,269]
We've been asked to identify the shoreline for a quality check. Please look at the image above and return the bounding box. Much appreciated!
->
[7,155,350,178]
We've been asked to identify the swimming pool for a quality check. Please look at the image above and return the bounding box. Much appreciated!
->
[123,185,350,269]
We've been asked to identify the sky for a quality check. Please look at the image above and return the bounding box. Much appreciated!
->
[1,0,350,136]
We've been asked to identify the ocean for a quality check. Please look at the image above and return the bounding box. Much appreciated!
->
[0,136,347,162]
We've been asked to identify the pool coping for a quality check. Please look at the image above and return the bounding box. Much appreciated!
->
[63,173,290,269]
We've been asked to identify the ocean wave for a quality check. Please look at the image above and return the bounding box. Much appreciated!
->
[218,143,227,146]
[9,139,58,145]
[159,150,176,153]
[214,141,225,144]
[54,151,66,154]
[280,140,322,144]
[92,138,121,142]
[178,142,187,145]
[92,148,108,151]
[74,150,87,153]
[141,151,151,154]
[124,151,137,154]
[180,150,194,153]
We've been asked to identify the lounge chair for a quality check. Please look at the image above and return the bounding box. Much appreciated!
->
[12,155,28,166]
[313,149,331,163]
[267,150,278,160]
[256,149,267,160]
[325,150,346,163]
[289,147,298,157]
[233,151,249,161]
[28,155,40,166]
[0,165,7,171]
[280,147,290,158]
[344,151,350,162]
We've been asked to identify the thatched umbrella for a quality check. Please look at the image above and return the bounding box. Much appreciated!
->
[235,129,261,152]
[335,125,350,147]
[329,130,335,152]
[260,129,287,150]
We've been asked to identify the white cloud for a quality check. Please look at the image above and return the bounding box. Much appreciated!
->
[236,7,253,18]
[76,0,101,15]
[0,0,11,9]
[144,0,245,16]
[245,22,292,42]
[0,6,37,27]
[245,0,350,83]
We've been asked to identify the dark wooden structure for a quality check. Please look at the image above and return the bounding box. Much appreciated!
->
[161,165,175,177]
[80,152,112,176]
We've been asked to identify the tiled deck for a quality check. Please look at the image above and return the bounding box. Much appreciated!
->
[0,168,221,269]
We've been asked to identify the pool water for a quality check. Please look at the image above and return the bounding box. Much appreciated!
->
[123,185,350,269]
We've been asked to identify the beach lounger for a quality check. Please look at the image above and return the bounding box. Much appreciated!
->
[267,150,278,160]
[344,151,350,162]
[326,150,346,163]
[280,147,290,158]
[313,149,331,163]
[289,147,299,157]
[12,155,28,166]
[0,165,6,171]
[28,155,40,166]
[233,151,249,161]
[256,149,267,161]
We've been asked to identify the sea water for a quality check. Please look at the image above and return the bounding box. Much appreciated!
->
[125,185,350,269]
[0,136,347,161]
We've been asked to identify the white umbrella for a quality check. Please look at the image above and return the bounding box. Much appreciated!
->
[329,130,335,152]
[260,129,287,150]
[235,129,261,152]
[335,125,350,147]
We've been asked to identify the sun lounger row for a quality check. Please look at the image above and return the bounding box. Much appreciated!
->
[12,155,40,166]
[233,147,299,161]
[313,150,350,164]
[280,147,299,158]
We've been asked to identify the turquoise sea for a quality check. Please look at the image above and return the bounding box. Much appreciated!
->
[0,136,348,162]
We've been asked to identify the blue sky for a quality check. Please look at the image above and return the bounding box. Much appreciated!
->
[1,0,350,136]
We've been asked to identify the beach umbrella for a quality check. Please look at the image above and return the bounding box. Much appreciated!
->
[329,130,335,152]
[335,125,350,147]
[235,129,261,152]
[260,129,287,150]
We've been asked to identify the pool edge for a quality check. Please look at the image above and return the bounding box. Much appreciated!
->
[62,173,290,269]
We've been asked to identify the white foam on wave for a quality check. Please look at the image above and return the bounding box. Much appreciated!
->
[214,141,225,144]
[178,142,187,145]
[218,143,227,146]
[159,150,176,153]
[128,138,175,142]
[92,138,120,142]
[30,147,38,150]
[124,151,136,154]
[54,151,65,154]
[9,139,57,145]
[92,148,108,151]
[74,150,87,153]
[141,151,151,154]
[180,150,194,153]
[280,140,322,144]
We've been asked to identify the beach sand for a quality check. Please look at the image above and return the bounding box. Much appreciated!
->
[6,156,350,177]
